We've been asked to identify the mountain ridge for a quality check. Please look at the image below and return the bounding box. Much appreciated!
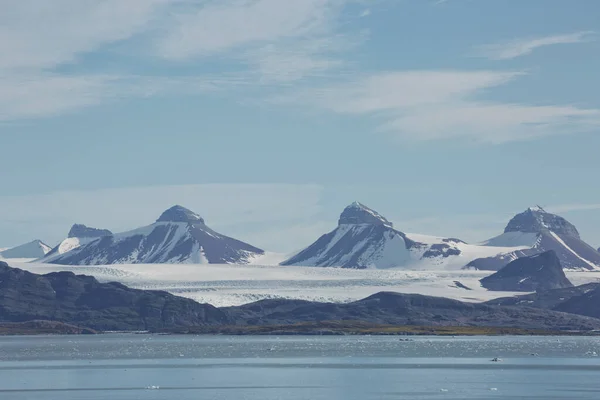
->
[38,205,265,265]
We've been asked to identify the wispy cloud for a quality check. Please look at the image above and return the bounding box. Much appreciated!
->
[157,0,363,83]
[0,0,361,122]
[272,70,600,143]
[475,31,596,60]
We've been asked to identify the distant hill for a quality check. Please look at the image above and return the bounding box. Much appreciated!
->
[0,240,51,259]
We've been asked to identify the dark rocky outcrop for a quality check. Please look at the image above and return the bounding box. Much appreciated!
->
[338,201,393,227]
[68,224,112,239]
[480,251,573,292]
[0,261,228,331]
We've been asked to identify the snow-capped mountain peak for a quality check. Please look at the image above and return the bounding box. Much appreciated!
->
[282,202,523,270]
[156,205,205,224]
[338,202,393,227]
[468,208,600,271]
[505,207,580,238]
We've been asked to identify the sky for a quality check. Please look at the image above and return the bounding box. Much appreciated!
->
[1,0,600,252]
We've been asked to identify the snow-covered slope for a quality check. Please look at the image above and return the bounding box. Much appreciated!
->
[468,207,600,271]
[281,202,530,270]
[0,240,51,259]
[38,205,265,265]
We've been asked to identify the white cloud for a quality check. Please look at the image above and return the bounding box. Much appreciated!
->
[274,70,600,143]
[0,184,326,253]
[475,31,596,60]
[158,0,345,59]
[0,0,173,72]
[0,0,360,121]
[158,0,361,83]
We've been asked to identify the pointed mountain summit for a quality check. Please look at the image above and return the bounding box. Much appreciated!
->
[468,207,600,271]
[157,205,205,224]
[338,202,393,227]
[504,206,580,238]
[39,206,264,265]
[0,240,51,259]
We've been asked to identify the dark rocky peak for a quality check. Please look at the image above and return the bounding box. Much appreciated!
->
[480,250,573,292]
[156,205,205,224]
[68,224,112,238]
[338,202,393,228]
[504,206,580,238]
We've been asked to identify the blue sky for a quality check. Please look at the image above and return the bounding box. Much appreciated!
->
[1,0,600,252]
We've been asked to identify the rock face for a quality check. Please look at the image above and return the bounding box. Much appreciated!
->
[0,261,228,331]
[68,224,112,239]
[226,291,600,331]
[38,205,265,265]
[0,240,51,259]
[468,207,600,271]
[480,251,573,292]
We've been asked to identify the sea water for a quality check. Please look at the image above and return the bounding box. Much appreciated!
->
[0,335,599,399]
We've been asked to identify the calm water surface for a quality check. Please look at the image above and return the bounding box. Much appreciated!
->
[0,335,599,399]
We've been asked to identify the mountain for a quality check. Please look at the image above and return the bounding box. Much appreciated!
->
[41,224,113,262]
[225,291,600,331]
[487,282,600,320]
[281,202,530,269]
[480,251,573,292]
[0,240,52,259]
[38,205,265,265]
[0,261,228,331]
[467,207,600,271]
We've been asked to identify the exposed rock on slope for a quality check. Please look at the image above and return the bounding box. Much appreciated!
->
[38,205,265,265]
[0,261,228,331]
[68,224,112,239]
[480,251,573,292]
